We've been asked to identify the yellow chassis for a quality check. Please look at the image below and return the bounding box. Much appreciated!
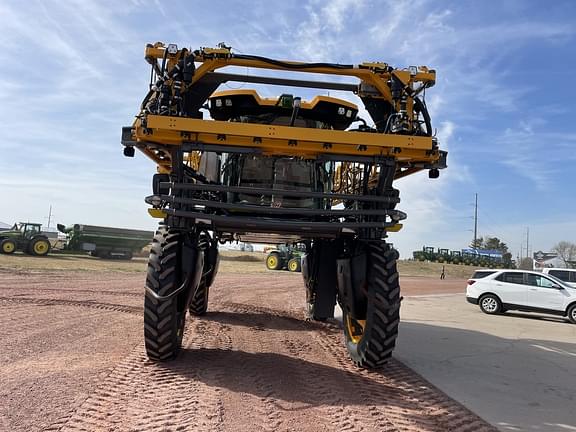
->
[129,43,445,180]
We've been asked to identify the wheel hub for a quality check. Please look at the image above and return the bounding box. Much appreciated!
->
[345,315,366,345]
[482,297,497,312]
[34,242,48,254]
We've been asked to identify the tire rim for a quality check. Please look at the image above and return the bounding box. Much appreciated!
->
[3,242,15,253]
[289,261,297,271]
[267,256,277,269]
[481,297,497,312]
[34,241,49,254]
[345,315,366,344]
[571,308,576,321]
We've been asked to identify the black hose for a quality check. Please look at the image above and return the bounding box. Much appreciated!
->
[414,97,432,136]
[140,89,154,111]
[160,48,168,76]
[233,54,353,70]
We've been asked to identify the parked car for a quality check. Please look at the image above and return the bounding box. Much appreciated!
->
[466,269,576,323]
[542,268,576,288]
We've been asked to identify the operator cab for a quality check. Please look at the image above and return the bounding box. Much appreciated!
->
[208,90,358,130]
[204,90,359,210]
[21,223,42,237]
[12,222,41,234]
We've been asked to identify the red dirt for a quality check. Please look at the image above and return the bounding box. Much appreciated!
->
[0,270,492,432]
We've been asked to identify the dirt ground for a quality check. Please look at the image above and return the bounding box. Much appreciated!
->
[0,264,492,432]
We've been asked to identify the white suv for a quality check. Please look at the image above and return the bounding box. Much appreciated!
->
[466,269,576,323]
[542,268,576,288]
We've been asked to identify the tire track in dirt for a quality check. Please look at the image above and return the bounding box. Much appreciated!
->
[1,286,142,297]
[315,321,497,432]
[209,303,291,432]
[34,281,496,432]
[0,296,142,316]
[219,300,495,432]
[220,301,370,432]
[47,319,232,432]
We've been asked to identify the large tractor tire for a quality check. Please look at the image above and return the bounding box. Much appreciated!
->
[266,253,283,270]
[287,257,301,272]
[303,240,338,321]
[144,227,202,362]
[29,237,51,256]
[189,276,210,316]
[189,238,219,316]
[341,242,401,369]
[1,239,16,254]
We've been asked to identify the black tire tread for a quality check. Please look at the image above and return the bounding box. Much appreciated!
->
[347,242,401,369]
[144,228,185,362]
[188,281,209,316]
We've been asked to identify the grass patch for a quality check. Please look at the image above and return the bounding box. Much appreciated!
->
[398,260,480,279]
[219,252,264,262]
[0,250,481,278]
[0,252,147,273]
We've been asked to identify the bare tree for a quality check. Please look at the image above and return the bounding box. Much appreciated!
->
[518,257,533,270]
[552,241,576,266]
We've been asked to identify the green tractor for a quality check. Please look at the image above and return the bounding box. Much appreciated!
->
[413,246,436,261]
[0,222,51,256]
[436,248,450,263]
[450,250,462,265]
[266,244,306,272]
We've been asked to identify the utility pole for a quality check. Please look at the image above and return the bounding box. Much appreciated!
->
[473,193,478,249]
[526,227,530,261]
[47,205,53,229]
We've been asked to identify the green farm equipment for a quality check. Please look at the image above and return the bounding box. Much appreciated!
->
[436,248,450,263]
[266,244,306,272]
[450,250,462,264]
[57,224,153,260]
[413,246,436,261]
[0,222,51,256]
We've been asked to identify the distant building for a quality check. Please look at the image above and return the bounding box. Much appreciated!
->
[533,251,565,269]
[0,221,11,231]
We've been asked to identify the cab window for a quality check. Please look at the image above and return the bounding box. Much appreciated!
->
[496,272,524,284]
[526,274,557,288]
[472,270,496,279]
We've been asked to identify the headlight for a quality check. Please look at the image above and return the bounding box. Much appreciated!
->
[167,44,178,54]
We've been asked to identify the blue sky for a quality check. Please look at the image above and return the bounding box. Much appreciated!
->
[0,0,574,259]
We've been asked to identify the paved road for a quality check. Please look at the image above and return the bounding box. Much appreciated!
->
[396,294,576,432]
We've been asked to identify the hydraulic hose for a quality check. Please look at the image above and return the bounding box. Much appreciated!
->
[233,54,353,70]
[414,97,432,136]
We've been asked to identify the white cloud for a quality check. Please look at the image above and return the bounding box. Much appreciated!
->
[0,0,574,257]
[319,0,366,32]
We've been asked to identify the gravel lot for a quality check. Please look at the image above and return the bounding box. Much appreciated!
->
[0,263,496,432]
